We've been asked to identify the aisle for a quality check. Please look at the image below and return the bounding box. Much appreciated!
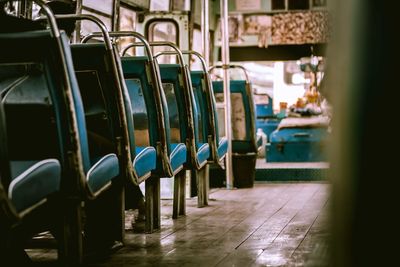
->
[29,182,330,267]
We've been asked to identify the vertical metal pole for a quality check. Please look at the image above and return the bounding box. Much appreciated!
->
[112,0,120,31]
[201,0,210,66]
[220,0,233,189]
[74,0,82,43]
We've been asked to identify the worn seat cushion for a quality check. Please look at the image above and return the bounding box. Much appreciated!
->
[86,153,119,195]
[217,137,228,159]
[196,143,210,167]
[170,143,187,173]
[133,146,157,178]
[9,159,61,213]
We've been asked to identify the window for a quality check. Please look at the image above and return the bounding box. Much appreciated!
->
[172,0,190,11]
[119,5,137,55]
[148,21,178,64]
[150,0,170,11]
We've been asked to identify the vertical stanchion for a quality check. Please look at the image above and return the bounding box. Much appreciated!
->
[220,0,233,189]
[201,0,210,66]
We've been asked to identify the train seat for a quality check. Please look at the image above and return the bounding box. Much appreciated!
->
[121,57,186,176]
[170,143,187,172]
[266,117,330,162]
[0,32,69,224]
[190,70,227,163]
[70,44,127,195]
[0,29,118,263]
[212,79,260,188]
[121,56,187,230]
[134,146,156,178]
[212,80,260,154]
[218,137,228,159]
[8,159,60,214]
[159,64,210,169]
[159,63,210,208]
[86,153,119,195]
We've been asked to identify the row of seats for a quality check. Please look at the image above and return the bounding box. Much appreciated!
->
[0,9,260,266]
[0,10,225,264]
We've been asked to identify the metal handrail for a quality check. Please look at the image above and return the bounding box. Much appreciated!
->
[82,32,176,177]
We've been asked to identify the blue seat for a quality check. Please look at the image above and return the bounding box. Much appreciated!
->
[70,44,125,196]
[133,146,156,178]
[86,154,119,195]
[212,79,260,188]
[121,57,186,177]
[212,80,260,154]
[0,29,102,263]
[217,137,228,159]
[159,63,211,208]
[267,122,329,162]
[159,65,210,169]
[122,56,187,231]
[8,159,61,214]
[0,30,82,222]
[170,143,187,173]
[191,71,227,163]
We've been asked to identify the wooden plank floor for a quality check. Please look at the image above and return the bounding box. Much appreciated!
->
[28,182,330,266]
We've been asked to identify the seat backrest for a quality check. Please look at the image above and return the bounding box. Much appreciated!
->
[0,30,88,193]
[189,71,207,145]
[212,80,258,153]
[255,94,274,118]
[121,56,174,176]
[191,70,221,161]
[158,65,185,143]
[71,44,124,169]
[159,64,202,167]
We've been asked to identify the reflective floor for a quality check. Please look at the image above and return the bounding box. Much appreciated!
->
[28,182,330,266]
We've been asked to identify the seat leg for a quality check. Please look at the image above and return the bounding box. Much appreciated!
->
[109,181,125,243]
[59,200,83,265]
[179,170,186,216]
[196,166,209,208]
[172,174,180,219]
[145,176,160,233]
[152,177,160,230]
[173,170,186,219]
[204,164,209,205]
[145,177,154,233]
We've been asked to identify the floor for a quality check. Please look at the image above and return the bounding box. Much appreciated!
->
[28,182,330,267]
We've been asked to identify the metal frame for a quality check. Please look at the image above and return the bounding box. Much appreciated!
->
[82,31,176,179]
[219,0,233,189]
[201,0,209,66]
[210,64,258,154]
[1,1,91,264]
[152,50,224,164]
[41,14,137,195]
[122,41,204,171]
[153,47,204,170]
[152,48,211,208]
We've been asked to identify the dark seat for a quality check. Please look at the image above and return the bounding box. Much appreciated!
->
[9,159,61,214]
[86,154,119,194]
[121,56,187,231]
[159,64,210,169]
[212,80,260,154]
[159,64,210,208]
[190,71,228,163]
[212,79,260,188]
[121,57,186,177]
[0,29,110,264]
